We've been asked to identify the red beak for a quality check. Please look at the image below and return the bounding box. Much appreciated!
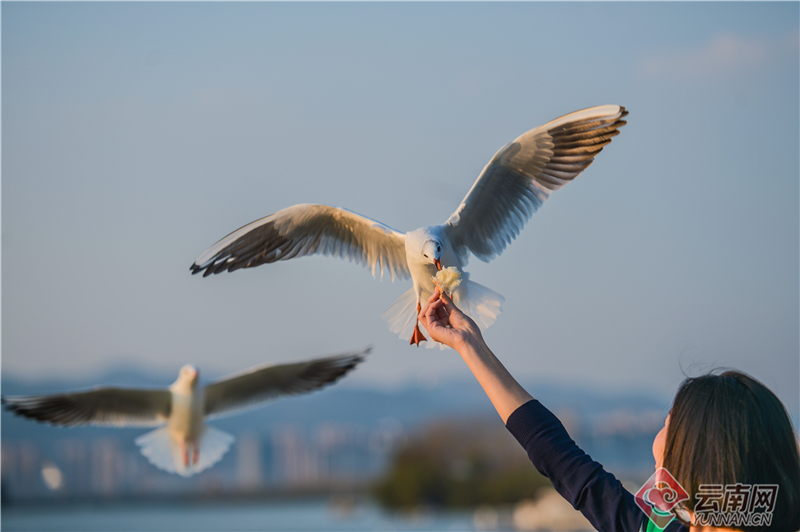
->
[434,258,442,271]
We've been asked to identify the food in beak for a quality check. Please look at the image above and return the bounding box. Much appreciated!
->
[432,266,462,296]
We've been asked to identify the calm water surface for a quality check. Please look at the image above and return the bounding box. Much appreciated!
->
[2,499,484,532]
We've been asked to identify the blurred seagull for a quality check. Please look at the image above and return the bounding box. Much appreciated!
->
[3,348,368,477]
[191,106,627,346]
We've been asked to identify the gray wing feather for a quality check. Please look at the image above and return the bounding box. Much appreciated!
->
[203,348,369,418]
[445,105,628,263]
[2,388,172,427]
[191,204,409,281]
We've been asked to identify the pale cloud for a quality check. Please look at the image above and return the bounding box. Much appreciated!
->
[641,28,798,82]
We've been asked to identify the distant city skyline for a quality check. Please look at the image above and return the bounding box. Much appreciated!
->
[2,380,663,500]
[3,2,798,423]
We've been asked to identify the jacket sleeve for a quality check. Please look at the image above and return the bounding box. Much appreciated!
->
[506,399,684,532]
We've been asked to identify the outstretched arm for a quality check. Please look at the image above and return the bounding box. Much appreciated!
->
[418,289,532,422]
[419,290,655,532]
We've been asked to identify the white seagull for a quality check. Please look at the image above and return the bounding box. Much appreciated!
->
[3,348,368,477]
[191,106,628,346]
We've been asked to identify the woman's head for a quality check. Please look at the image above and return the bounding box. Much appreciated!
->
[661,370,800,531]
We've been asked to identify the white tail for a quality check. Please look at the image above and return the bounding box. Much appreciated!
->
[381,277,504,349]
[453,279,504,331]
[381,287,418,341]
[135,426,235,478]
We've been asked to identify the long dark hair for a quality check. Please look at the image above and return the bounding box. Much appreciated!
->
[662,370,800,532]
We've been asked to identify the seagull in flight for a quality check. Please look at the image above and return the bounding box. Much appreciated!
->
[191,106,628,346]
[3,348,368,477]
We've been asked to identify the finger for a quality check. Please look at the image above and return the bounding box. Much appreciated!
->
[426,289,440,305]
[419,310,440,333]
[419,296,442,320]
[428,301,451,327]
[423,299,440,320]
[430,297,447,315]
[423,299,445,323]
[439,291,459,313]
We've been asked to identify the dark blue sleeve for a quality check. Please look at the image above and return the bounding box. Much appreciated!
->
[506,399,684,532]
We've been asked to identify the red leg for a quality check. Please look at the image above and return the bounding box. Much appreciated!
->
[182,442,190,467]
[410,302,427,346]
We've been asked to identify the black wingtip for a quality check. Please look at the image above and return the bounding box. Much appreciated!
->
[190,262,218,277]
[2,397,29,420]
[326,346,371,376]
[352,348,370,367]
[352,345,372,358]
[0,396,23,415]
[343,346,371,367]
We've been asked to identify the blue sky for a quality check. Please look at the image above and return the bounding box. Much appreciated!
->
[3,2,798,418]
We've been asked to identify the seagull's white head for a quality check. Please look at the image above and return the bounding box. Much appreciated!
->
[406,227,444,271]
[174,364,200,391]
[421,239,443,271]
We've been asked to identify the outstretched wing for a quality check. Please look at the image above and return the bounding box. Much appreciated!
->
[2,387,172,427]
[445,105,628,263]
[191,204,409,281]
[203,347,369,418]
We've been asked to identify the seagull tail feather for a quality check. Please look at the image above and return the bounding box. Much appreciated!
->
[381,278,504,350]
[381,287,418,340]
[453,279,505,331]
[135,426,234,478]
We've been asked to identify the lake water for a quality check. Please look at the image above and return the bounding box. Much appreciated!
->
[2,498,487,532]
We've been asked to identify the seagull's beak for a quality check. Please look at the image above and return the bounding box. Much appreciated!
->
[434,258,442,271]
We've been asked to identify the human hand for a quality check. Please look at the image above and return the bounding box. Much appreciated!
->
[418,289,484,351]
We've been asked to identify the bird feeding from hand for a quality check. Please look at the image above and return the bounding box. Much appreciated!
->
[191,106,628,347]
[3,348,368,477]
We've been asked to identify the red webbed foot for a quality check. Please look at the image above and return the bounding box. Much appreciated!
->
[410,324,427,346]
